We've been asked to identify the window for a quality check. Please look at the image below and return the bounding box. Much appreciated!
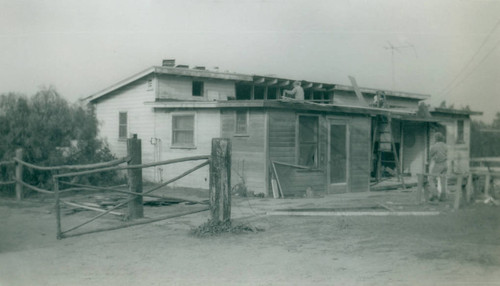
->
[192,81,204,96]
[172,114,195,147]
[457,120,464,144]
[298,116,318,167]
[235,110,248,134]
[147,78,153,90]
[118,112,127,139]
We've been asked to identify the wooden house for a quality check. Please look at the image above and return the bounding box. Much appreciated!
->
[84,60,480,197]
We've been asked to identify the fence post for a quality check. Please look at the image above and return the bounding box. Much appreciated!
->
[466,174,473,203]
[209,138,231,223]
[454,175,463,210]
[15,148,23,201]
[484,174,491,197]
[54,177,62,239]
[440,175,447,200]
[416,174,424,204]
[127,134,143,220]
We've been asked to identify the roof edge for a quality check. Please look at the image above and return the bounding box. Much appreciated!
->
[334,84,430,100]
[431,107,483,116]
[83,67,155,102]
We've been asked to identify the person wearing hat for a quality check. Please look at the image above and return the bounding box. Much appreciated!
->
[429,132,447,201]
[283,81,304,101]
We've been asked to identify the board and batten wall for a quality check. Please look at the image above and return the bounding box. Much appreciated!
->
[268,110,326,196]
[220,109,267,194]
[348,116,371,192]
[267,110,370,195]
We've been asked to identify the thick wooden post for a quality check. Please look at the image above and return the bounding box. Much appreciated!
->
[15,148,23,201]
[127,135,143,220]
[440,175,447,200]
[54,177,62,239]
[484,174,491,197]
[417,174,424,204]
[454,175,463,210]
[466,174,473,203]
[209,138,231,223]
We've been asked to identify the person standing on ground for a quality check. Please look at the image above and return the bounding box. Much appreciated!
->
[429,132,447,201]
[283,81,304,100]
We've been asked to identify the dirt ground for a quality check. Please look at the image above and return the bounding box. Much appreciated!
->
[1,189,499,286]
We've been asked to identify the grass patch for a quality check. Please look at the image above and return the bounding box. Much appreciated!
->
[191,219,264,238]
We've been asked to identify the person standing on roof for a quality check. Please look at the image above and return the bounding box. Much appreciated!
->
[429,132,448,201]
[283,81,304,100]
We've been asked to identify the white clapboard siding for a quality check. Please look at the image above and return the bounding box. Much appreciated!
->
[93,76,156,177]
[152,109,221,189]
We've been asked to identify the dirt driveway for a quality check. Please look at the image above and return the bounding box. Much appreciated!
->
[0,190,499,286]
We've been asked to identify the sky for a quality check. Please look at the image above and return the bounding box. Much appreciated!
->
[1,0,499,122]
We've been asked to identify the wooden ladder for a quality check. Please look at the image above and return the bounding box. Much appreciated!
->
[371,115,406,190]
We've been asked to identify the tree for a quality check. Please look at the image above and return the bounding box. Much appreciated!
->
[0,87,118,195]
[492,112,500,129]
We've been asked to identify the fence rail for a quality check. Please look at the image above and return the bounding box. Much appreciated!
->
[417,157,500,209]
[13,157,129,172]
[2,137,232,240]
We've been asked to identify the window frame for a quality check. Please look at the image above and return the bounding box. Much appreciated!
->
[171,113,196,148]
[118,112,128,140]
[192,81,204,97]
[235,110,249,136]
[296,114,319,168]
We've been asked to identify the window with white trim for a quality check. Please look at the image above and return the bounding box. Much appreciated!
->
[172,114,195,147]
[118,112,127,139]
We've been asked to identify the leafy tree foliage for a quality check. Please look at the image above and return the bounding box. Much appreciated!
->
[470,112,500,158]
[0,87,118,196]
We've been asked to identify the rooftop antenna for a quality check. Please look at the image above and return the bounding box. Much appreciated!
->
[384,41,418,90]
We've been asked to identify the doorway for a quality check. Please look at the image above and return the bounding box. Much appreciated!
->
[329,120,349,193]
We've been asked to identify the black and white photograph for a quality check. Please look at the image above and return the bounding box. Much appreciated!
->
[1,0,499,285]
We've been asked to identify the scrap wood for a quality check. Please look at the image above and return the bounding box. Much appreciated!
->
[271,161,284,198]
[267,211,440,216]
[271,178,280,199]
[377,203,396,212]
[61,200,124,216]
[480,195,499,206]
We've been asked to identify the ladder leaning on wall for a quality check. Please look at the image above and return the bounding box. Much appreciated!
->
[371,114,406,190]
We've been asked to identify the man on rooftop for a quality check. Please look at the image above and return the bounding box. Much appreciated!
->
[283,81,304,101]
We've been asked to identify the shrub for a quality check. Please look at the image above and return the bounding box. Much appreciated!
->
[0,87,121,196]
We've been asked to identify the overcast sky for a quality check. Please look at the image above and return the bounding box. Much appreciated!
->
[1,0,499,122]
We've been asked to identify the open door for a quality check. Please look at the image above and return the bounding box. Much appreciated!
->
[329,120,349,193]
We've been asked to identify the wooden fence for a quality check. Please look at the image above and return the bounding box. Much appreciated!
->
[0,137,231,239]
[417,157,500,209]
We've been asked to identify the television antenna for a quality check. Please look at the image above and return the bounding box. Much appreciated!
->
[384,41,418,90]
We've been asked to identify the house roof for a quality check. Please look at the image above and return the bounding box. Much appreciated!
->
[431,107,483,116]
[83,64,431,103]
[145,99,421,118]
[83,66,253,102]
[333,84,430,100]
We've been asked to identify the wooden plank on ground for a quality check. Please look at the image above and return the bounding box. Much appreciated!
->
[267,211,440,216]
